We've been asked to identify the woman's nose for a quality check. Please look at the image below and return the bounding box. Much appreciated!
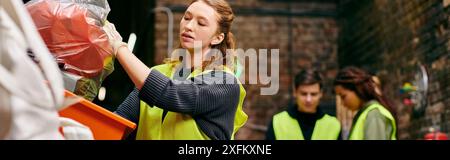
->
[185,20,194,31]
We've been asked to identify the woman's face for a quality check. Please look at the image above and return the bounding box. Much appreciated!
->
[180,1,224,52]
[334,85,362,111]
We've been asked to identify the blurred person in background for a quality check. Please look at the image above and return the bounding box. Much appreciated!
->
[266,69,341,140]
[334,66,397,140]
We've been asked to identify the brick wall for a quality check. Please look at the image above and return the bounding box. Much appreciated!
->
[154,0,339,140]
[338,0,450,139]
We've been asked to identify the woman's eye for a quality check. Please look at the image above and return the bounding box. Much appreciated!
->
[198,22,206,26]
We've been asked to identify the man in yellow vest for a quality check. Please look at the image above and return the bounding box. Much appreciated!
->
[266,69,341,140]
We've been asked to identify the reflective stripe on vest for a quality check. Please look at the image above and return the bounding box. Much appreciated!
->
[273,111,341,140]
[348,101,397,140]
[136,64,248,140]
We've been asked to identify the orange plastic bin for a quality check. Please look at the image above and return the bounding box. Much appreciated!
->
[59,91,136,140]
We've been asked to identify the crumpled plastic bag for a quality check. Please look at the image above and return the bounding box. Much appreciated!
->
[26,0,114,101]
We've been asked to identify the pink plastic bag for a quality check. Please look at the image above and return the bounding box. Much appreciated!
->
[26,0,114,101]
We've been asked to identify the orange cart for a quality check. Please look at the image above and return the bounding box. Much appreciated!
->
[59,91,136,140]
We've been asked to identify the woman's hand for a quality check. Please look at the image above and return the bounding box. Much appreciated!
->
[103,21,128,56]
[102,21,151,89]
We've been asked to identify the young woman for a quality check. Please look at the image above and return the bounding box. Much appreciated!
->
[104,0,247,140]
[334,66,397,140]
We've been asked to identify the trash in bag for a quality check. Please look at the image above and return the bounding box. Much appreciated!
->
[26,0,114,101]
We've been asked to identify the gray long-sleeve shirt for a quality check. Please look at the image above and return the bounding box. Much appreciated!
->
[115,67,241,140]
[364,109,394,140]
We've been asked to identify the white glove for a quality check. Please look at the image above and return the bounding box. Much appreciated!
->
[103,21,128,56]
[59,117,94,140]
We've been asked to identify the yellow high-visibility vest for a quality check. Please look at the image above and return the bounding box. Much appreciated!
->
[348,101,396,140]
[136,64,247,140]
[273,111,341,140]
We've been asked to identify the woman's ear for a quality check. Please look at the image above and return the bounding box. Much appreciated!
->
[211,33,225,46]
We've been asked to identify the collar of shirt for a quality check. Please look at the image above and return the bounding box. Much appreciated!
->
[286,102,325,122]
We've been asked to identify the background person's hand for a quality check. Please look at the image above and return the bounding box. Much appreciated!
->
[103,21,127,56]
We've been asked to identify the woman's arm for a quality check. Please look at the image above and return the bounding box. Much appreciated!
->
[115,46,151,90]
[114,88,142,140]
[138,70,241,116]
[113,47,241,116]
[114,88,142,124]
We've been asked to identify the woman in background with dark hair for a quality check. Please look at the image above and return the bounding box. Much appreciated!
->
[334,66,397,140]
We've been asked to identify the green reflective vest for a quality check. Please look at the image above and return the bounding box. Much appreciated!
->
[136,64,247,140]
[273,111,341,140]
[348,101,397,140]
